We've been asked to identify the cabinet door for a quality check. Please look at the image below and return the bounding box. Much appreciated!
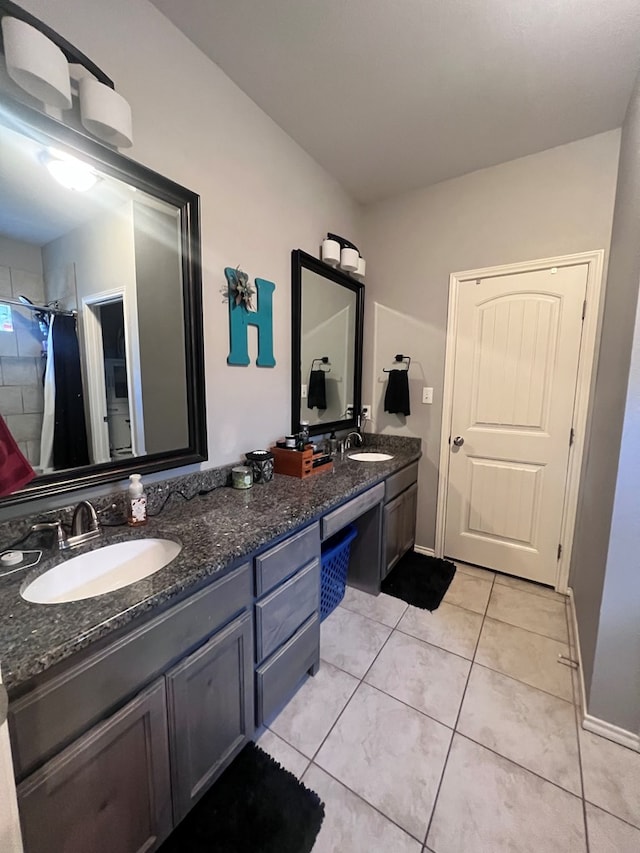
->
[18,679,172,853]
[383,495,403,578]
[166,611,253,822]
[399,483,418,557]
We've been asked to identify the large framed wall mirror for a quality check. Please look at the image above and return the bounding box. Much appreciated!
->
[0,96,206,505]
[291,250,364,437]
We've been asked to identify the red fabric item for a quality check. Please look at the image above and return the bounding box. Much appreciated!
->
[0,414,36,497]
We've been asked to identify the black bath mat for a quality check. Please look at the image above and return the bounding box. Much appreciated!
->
[158,742,324,853]
[381,550,456,611]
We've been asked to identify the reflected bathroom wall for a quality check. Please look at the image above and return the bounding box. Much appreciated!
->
[300,267,355,426]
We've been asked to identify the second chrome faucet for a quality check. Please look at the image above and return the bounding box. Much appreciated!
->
[30,500,101,551]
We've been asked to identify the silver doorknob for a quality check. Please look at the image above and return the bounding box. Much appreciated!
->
[452,436,464,447]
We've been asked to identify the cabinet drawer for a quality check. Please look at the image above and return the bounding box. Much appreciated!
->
[255,559,320,662]
[10,563,251,780]
[322,483,385,540]
[385,462,419,503]
[255,522,320,596]
[255,614,320,725]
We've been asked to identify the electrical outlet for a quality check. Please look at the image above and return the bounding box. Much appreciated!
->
[346,405,354,417]
[422,387,433,404]
[361,405,372,420]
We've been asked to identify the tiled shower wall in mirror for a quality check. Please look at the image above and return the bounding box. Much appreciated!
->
[0,236,47,468]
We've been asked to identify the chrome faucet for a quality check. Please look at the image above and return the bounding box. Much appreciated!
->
[71,501,100,543]
[29,520,68,550]
[345,431,364,449]
[29,500,101,551]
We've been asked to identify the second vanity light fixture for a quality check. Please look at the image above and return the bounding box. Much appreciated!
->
[1,14,133,148]
[321,233,366,281]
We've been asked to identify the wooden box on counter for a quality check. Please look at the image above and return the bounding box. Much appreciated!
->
[270,445,333,479]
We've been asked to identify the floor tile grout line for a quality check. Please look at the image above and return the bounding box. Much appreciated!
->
[422,574,496,848]
[492,578,567,602]
[337,597,408,629]
[306,625,398,767]
[582,799,640,833]
[394,624,477,664]
[302,760,427,846]
[484,605,569,644]
[452,731,584,800]
[482,612,571,646]
[303,627,434,843]
[471,659,576,706]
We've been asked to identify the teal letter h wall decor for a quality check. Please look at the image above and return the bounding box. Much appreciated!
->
[224,267,276,367]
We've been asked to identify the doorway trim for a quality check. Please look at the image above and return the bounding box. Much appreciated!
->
[81,287,145,462]
[434,250,605,592]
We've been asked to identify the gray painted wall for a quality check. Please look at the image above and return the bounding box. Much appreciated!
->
[361,130,620,550]
[571,71,640,730]
[133,204,189,454]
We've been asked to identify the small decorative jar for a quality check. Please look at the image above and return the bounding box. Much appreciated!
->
[245,449,275,484]
[232,465,253,489]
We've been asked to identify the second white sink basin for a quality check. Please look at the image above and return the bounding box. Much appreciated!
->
[348,452,394,462]
[21,538,182,605]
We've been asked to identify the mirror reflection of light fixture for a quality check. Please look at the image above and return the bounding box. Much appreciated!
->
[1,16,72,109]
[41,149,98,192]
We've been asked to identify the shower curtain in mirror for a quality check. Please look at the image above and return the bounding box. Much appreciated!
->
[40,315,90,471]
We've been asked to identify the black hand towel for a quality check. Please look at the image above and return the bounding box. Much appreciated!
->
[384,369,410,415]
[307,369,327,410]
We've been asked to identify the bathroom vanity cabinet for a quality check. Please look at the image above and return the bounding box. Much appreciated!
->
[6,454,420,853]
[382,462,419,579]
[12,566,254,853]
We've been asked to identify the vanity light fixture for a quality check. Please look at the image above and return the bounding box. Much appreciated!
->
[320,233,366,280]
[78,77,133,149]
[1,16,72,109]
[41,148,98,192]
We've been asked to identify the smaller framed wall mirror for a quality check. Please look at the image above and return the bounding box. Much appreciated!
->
[291,250,364,437]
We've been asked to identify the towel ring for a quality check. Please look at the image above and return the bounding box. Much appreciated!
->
[311,357,331,373]
[383,354,411,372]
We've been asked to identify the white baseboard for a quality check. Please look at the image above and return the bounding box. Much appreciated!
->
[583,715,640,751]
[413,545,435,557]
[567,588,587,714]
[567,588,640,752]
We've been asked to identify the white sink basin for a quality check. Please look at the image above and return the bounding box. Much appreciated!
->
[348,452,394,462]
[21,538,182,605]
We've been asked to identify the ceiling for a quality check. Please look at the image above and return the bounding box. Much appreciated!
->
[150,0,640,203]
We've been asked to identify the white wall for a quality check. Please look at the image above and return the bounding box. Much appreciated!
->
[361,130,621,549]
[16,0,360,481]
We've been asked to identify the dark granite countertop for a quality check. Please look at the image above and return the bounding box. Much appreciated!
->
[0,438,420,691]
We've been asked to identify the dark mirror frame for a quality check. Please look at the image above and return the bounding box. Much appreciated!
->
[291,249,364,438]
[0,95,207,507]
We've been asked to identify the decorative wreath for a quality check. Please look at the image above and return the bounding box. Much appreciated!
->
[222,266,255,311]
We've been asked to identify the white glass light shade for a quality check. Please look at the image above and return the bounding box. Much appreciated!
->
[340,247,359,272]
[321,238,340,267]
[45,151,97,192]
[79,77,133,148]
[354,257,366,280]
[1,16,72,109]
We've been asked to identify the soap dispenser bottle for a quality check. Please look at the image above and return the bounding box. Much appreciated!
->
[128,473,147,526]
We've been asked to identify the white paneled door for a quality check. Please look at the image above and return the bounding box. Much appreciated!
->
[443,265,587,585]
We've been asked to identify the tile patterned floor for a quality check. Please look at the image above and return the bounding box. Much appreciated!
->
[258,565,640,852]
